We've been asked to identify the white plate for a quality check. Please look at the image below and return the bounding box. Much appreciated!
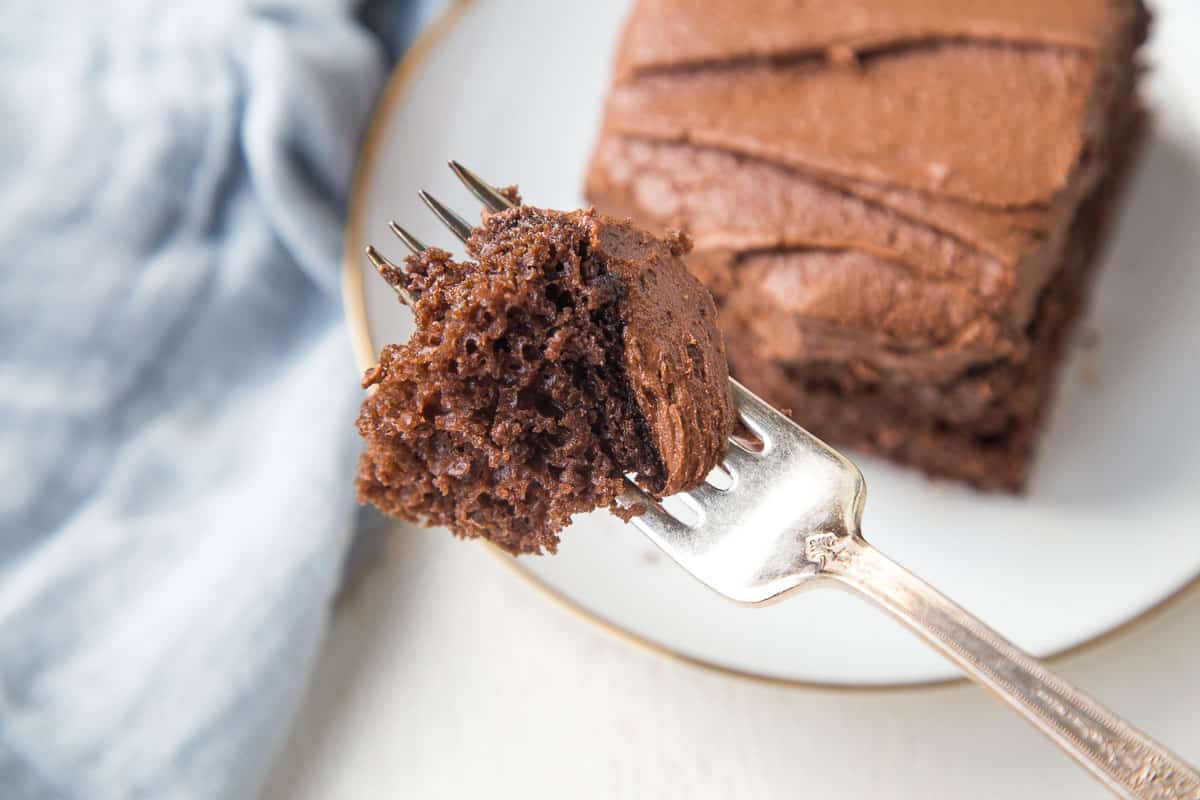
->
[345,0,1200,687]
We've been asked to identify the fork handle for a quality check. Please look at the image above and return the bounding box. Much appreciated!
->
[823,536,1200,799]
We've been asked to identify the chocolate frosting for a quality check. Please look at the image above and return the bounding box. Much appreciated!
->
[587,0,1148,392]
[608,47,1095,207]
[616,0,1131,77]
[588,216,736,494]
[587,135,1111,383]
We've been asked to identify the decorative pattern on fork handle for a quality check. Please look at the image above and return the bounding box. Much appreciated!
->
[822,539,1200,800]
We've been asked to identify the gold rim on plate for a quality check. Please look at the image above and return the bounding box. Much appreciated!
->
[341,0,1200,692]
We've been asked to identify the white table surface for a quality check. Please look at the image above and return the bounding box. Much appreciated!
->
[263,526,1200,799]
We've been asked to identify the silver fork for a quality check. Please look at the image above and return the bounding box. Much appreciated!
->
[366,161,1200,800]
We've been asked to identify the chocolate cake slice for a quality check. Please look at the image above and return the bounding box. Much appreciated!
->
[586,0,1150,489]
[356,204,736,555]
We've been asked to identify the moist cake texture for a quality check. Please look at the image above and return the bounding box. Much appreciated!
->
[586,0,1150,489]
[356,204,735,555]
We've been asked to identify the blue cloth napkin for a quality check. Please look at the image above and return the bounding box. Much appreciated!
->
[0,0,436,796]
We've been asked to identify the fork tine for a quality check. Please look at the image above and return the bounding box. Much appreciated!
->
[448,160,517,213]
[684,481,726,508]
[388,221,426,255]
[729,380,778,448]
[720,443,759,475]
[388,220,427,255]
[419,190,472,243]
[364,245,416,306]
[618,481,694,539]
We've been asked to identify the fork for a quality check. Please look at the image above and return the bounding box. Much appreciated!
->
[365,161,1200,800]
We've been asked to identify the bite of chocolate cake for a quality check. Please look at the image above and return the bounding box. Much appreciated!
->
[355,203,735,555]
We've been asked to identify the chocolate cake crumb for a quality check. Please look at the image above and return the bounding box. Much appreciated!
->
[356,203,735,555]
